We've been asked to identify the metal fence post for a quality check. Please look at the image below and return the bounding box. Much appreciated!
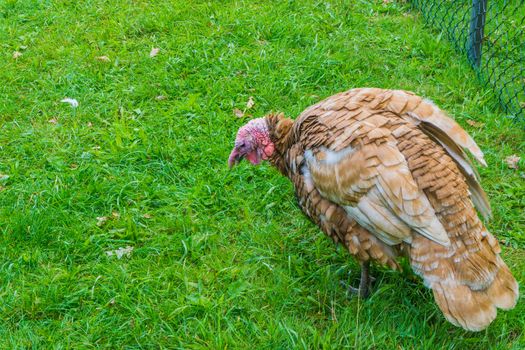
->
[468,0,488,68]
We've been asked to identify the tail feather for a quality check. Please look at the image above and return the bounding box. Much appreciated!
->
[432,282,497,332]
[454,240,499,291]
[486,261,519,310]
[411,237,519,332]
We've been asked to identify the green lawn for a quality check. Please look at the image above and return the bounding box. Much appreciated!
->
[0,0,524,348]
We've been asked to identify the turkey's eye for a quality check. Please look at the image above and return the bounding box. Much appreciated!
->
[238,142,246,149]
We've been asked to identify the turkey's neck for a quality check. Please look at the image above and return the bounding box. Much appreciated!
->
[265,114,295,177]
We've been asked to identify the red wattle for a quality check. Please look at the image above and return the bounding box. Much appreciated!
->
[246,151,261,165]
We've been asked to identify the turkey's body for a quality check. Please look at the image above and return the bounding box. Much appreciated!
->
[266,88,518,331]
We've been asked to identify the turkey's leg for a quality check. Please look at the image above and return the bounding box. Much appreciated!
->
[344,261,374,298]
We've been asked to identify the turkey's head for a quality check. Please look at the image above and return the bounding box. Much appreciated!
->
[228,118,275,168]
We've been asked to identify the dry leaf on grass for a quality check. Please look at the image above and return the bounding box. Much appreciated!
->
[505,154,520,169]
[60,98,79,108]
[155,95,167,101]
[97,211,121,227]
[150,47,160,57]
[246,96,255,109]
[13,51,22,59]
[87,121,93,127]
[233,108,244,118]
[466,119,484,128]
[48,118,58,124]
[96,216,109,227]
[143,213,152,219]
[96,55,110,62]
[106,246,134,259]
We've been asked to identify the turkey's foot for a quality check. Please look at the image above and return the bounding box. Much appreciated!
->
[340,261,375,299]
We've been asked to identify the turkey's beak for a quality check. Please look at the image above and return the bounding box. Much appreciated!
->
[228,147,242,168]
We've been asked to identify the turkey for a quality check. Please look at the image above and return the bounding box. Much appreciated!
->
[228,88,519,331]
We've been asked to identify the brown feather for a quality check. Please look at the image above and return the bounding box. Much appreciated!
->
[263,88,518,332]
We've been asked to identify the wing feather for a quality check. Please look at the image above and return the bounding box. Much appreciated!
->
[305,135,451,247]
[395,96,491,219]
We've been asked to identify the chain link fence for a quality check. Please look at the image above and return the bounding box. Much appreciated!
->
[409,0,525,123]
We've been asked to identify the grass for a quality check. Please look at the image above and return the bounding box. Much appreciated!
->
[0,0,524,348]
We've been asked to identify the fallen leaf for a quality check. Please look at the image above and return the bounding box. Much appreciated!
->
[466,119,484,128]
[96,216,109,227]
[105,246,134,259]
[48,118,58,124]
[109,228,125,234]
[96,55,110,62]
[150,47,160,57]
[505,154,520,169]
[246,96,255,109]
[60,98,79,108]
[233,108,244,118]
[111,211,120,219]
[87,121,93,127]
[383,0,392,3]
[12,51,22,59]
[143,213,152,219]
[69,163,78,169]
[155,95,167,101]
